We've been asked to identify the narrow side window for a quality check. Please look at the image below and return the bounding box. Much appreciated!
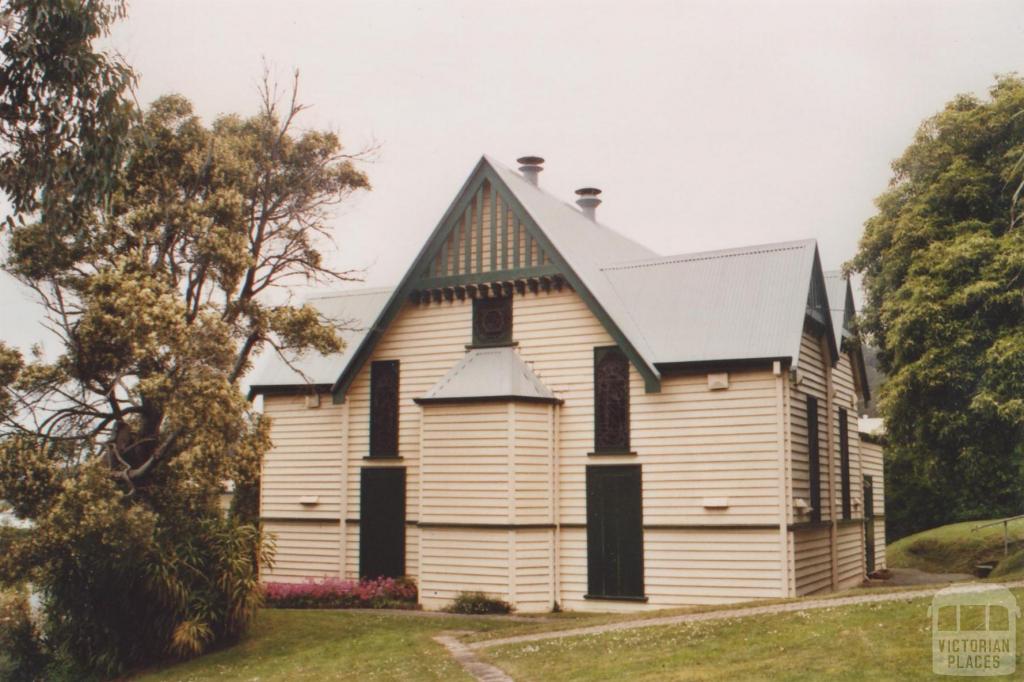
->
[594,347,630,453]
[369,360,399,458]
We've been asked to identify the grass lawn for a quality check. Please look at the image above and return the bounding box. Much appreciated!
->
[480,588,1024,681]
[888,518,1024,574]
[133,610,524,682]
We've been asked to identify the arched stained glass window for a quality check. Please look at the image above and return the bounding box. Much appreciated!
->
[594,347,630,452]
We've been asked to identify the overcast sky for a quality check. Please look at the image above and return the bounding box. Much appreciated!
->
[3,0,1023,353]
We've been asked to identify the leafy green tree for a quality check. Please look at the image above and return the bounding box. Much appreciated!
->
[0,0,135,222]
[853,75,1024,540]
[0,60,370,676]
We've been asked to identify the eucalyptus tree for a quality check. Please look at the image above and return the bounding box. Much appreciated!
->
[0,2,371,671]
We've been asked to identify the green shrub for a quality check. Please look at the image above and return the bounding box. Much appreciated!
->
[0,589,46,682]
[444,592,513,615]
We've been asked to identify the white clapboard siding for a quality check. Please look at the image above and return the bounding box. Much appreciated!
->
[421,402,512,524]
[792,527,832,595]
[262,519,341,582]
[261,394,344,520]
[790,329,832,523]
[789,337,871,592]
[833,353,864,519]
[513,402,556,525]
[419,527,554,612]
[261,285,899,609]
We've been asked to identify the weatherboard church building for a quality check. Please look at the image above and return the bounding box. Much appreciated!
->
[251,155,886,612]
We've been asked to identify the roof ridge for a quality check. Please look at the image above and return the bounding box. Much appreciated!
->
[600,240,815,272]
[483,154,656,257]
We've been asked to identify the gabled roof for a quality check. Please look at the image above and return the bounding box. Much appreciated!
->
[824,271,855,349]
[251,156,842,397]
[328,155,666,400]
[598,239,837,368]
[824,270,870,402]
[248,287,392,395]
[414,347,559,405]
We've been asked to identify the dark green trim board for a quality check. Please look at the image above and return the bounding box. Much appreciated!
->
[475,189,483,273]
[655,357,790,375]
[248,383,332,399]
[788,521,833,532]
[330,157,662,403]
[514,217,521,269]
[501,202,509,270]
[490,184,497,271]
[416,264,560,290]
[584,594,649,603]
[463,208,471,274]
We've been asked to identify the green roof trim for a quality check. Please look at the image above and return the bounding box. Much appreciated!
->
[330,157,662,403]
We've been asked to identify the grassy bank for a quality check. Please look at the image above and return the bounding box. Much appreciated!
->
[134,610,523,682]
[887,518,1024,574]
[481,589,1024,681]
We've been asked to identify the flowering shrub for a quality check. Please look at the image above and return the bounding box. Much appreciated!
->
[263,577,418,610]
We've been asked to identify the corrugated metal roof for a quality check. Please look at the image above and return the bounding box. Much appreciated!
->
[257,156,837,393]
[487,157,664,379]
[248,287,392,389]
[416,346,557,403]
[597,240,820,366]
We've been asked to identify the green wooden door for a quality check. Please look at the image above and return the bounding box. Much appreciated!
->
[359,467,406,579]
[864,475,875,574]
[586,465,644,599]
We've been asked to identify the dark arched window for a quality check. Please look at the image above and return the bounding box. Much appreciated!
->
[594,347,630,453]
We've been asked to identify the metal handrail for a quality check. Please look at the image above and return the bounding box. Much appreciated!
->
[972,514,1024,557]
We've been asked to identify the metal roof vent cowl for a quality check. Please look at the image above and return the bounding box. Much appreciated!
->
[517,156,544,186]
[575,187,602,221]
